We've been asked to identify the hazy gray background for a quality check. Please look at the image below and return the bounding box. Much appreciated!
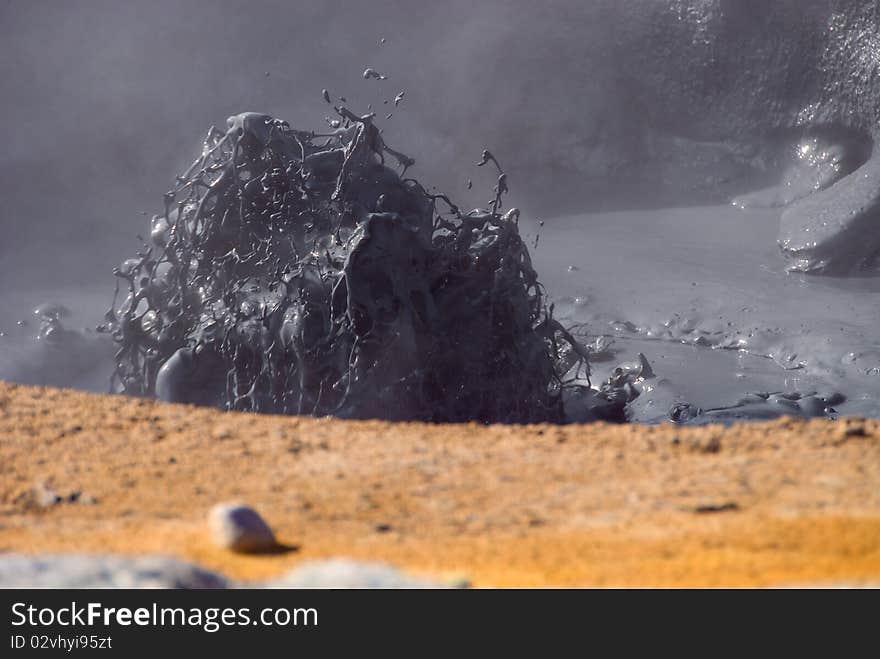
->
[0,0,609,290]
[1,0,874,291]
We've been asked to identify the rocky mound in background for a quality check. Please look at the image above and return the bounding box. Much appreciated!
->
[623,0,880,274]
[469,1,880,273]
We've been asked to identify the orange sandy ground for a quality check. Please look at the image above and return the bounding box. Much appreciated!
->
[1,381,878,587]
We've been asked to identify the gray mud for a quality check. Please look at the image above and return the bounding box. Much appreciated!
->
[2,1,880,425]
[3,201,878,425]
[95,111,598,424]
[0,286,113,393]
[528,205,880,423]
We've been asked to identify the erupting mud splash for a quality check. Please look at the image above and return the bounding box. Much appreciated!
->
[3,1,880,425]
[100,107,641,423]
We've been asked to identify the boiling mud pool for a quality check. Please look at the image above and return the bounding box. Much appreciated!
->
[1,203,878,423]
[527,204,880,422]
[0,284,113,393]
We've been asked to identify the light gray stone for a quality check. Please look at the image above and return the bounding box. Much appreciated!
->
[267,559,446,589]
[208,502,277,554]
[0,554,227,588]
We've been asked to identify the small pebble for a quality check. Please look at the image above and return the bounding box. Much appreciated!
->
[36,483,62,508]
[363,68,387,81]
[208,503,277,554]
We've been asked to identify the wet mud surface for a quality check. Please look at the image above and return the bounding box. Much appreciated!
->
[529,204,880,422]
[2,201,879,423]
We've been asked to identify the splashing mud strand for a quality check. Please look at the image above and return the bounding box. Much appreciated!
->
[102,109,610,423]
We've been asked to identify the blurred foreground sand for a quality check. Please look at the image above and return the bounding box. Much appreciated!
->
[1,381,878,587]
